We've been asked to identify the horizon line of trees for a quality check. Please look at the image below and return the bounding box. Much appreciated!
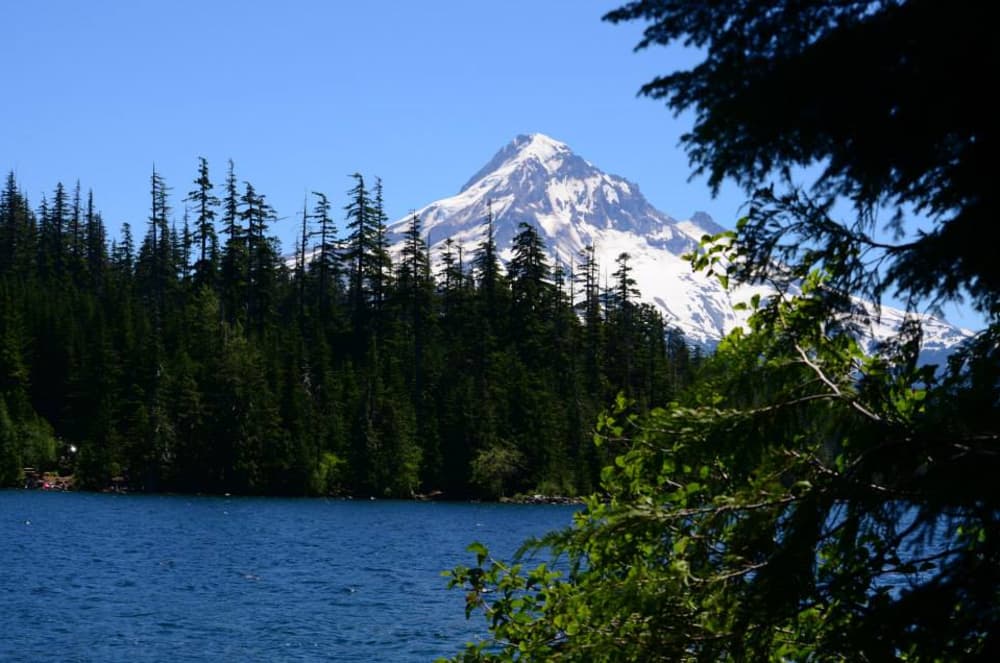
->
[0,160,699,498]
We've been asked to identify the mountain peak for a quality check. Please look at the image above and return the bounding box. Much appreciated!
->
[392,133,735,343]
[460,133,575,192]
[510,133,572,162]
[388,134,971,350]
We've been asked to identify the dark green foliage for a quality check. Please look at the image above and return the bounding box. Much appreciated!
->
[0,165,696,495]
[308,191,340,314]
[186,157,219,290]
[473,201,504,317]
[219,159,247,325]
[442,3,999,660]
[447,267,999,661]
[343,172,382,340]
[0,173,37,277]
[607,0,998,315]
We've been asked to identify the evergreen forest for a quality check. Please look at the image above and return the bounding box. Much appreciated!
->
[0,163,696,498]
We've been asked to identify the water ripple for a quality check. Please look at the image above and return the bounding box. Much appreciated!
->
[0,491,577,662]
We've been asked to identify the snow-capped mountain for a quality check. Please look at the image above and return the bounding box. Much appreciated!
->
[864,304,974,366]
[388,133,972,353]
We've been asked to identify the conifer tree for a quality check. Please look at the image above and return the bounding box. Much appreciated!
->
[438,237,463,311]
[310,190,339,314]
[397,211,434,361]
[185,157,219,290]
[84,189,107,288]
[343,173,370,337]
[508,221,553,364]
[508,222,550,308]
[343,174,391,346]
[219,160,247,324]
[575,244,604,393]
[239,180,278,333]
[67,181,86,277]
[179,214,193,283]
[473,200,502,310]
[369,177,392,318]
[606,252,640,391]
[294,198,310,320]
[0,173,37,277]
[46,183,68,279]
[112,222,135,276]
[394,211,438,478]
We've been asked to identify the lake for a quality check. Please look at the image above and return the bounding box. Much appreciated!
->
[0,491,579,662]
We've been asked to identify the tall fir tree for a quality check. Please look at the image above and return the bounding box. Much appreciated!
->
[310,190,340,315]
[219,160,247,324]
[185,157,220,290]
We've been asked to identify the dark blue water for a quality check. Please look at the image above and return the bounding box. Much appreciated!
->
[0,491,577,662]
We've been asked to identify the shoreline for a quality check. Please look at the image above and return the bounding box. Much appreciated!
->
[13,481,586,505]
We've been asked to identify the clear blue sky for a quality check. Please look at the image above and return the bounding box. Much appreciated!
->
[1,0,982,329]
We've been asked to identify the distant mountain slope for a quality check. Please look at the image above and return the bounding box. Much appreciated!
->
[388,133,972,353]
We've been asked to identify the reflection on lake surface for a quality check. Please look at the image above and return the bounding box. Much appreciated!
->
[0,491,578,662]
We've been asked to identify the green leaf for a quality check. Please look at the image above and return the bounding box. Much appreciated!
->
[467,542,489,566]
